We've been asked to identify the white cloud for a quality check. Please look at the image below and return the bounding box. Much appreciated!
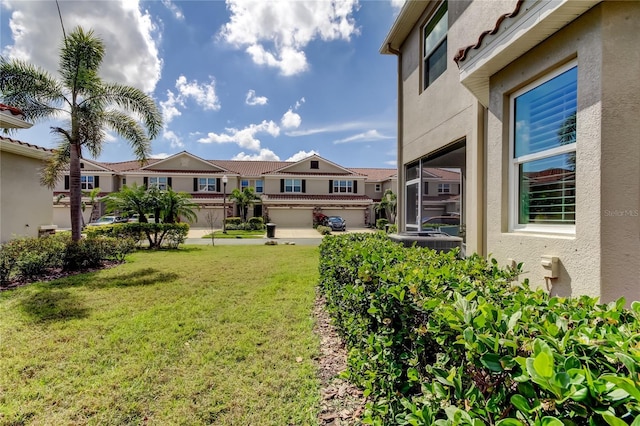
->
[295,97,306,109]
[390,0,406,11]
[175,75,220,111]
[281,109,302,129]
[384,160,398,167]
[198,120,280,151]
[161,0,185,20]
[286,121,371,137]
[163,129,184,148]
[286,150,319,162]
[219,0,360,76]
[333,130,394,144]
[232,148,281,161]
[151,152,172,159]
[246,89,268,106]
[160,91,183,124]
[2,0,162,93]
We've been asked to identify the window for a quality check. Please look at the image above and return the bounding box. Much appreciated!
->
[511,63,577,231]
[438,183,450,193]
[81,175,94,190]
[199,178,217,192]
[375,183,382,192]
[333,180,353,193]
[423,2,448,89]
[424,183,429,195]
[149,177,168,190]
[310,160,319,169]
[241,179,263,193]
[284,179,302,193]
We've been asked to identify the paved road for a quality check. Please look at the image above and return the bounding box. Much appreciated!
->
[185,227,374,246]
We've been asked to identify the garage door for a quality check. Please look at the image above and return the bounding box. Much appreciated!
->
[323,209,366,228]
[268,208,313,228]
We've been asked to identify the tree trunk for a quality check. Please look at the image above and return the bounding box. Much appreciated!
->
[69,143,83,241]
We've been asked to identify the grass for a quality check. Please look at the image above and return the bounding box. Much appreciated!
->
[202,230,265,239]
[0,245,321,425]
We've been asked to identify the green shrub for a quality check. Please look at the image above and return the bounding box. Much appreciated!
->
[248,216,265,230]
[225,217,242,226]
[316,225,332,235]
[92,223,189,249]
[318,233,640,425]
[376,218,389,230]
[0,235,68,282]
[387,224,397,234]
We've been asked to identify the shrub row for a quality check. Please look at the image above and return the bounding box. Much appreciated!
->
[224,216,265,231]
[0,234,136,283]
[318,233,640,425]
[86,222,189,249]
[316,225,332,235]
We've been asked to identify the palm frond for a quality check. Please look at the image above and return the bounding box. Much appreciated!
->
[40,139,71,189]
[99,82,163,139]
[59,27,104,95]
[0,57,67,122]
[103,109,151,161]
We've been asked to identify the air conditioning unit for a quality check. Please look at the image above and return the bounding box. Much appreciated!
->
[388,231,463,253]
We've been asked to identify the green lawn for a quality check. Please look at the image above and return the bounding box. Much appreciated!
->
[0,245,321,425]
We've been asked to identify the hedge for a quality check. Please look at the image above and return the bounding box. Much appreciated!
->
[86,222,189,249]
[318,233,640,425]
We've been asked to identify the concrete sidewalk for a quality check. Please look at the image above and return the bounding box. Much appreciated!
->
[186,227,375,244]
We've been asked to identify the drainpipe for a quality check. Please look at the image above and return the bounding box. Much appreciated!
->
[387,43,403,231]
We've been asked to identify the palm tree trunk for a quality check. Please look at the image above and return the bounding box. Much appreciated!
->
[69,142,83,241]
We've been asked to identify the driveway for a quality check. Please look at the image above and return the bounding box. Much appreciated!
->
[186,227,375,245]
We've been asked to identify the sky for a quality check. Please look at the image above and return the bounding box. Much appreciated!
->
[0,0,404,168]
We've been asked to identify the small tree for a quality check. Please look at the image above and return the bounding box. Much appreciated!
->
[159,187,199,224]
[229,187,261,222]
[375,189,397,224]
[104,183,151,222]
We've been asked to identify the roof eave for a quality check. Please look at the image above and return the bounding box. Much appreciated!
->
[380,0,432,54]
[0,113,33,129]
[457,0,600,106]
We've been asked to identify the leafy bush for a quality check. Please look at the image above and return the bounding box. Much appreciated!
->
[387,224,398,234]
[88,223,188,249]
[316,225,332,235]
[376,218,389,230]
[248,216,265,230]
[225,217,242,226]
[318,233,640,425]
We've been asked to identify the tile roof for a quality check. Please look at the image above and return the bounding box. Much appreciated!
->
[0,104,25,117]
[0,135,54,153]
[348,168,398,181]
[212,160,292,176]
[454,0,525,66]
[430,168,461,181]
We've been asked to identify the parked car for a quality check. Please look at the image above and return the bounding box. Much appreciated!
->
[325,216,346,231]
[421,215,460,227]
[86,215,126,227]
[127,214,162,223]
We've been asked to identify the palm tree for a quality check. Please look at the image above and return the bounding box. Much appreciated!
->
[103,183,151,222]
[159,188,199,224]
[375,189,397,224]
[229,187,261,222]
[0,27,162,241]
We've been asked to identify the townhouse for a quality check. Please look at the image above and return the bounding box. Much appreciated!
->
[382,0,639,302]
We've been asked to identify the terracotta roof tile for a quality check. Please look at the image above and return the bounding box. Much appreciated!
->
[454,0,525,66]
[0,135,54,153]
[349,168,397,181]
[0,104,25,117]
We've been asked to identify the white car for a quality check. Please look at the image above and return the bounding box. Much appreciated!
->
[86,216,125,227]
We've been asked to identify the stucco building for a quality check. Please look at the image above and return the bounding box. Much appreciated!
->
[382,0,639,302]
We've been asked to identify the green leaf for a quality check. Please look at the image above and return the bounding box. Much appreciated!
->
[496,420,525,426]
[540,417,564,426]
[510,394,532,413]
[481,353,503,372]
[601,375,640,401]
[601,412,630,426]
[533,351,555,379]
[508,311,522,332]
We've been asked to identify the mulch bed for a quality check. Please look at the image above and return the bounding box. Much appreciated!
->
[314,294,367,425]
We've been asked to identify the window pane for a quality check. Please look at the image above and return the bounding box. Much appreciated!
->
[426,39,447,86]
[406,162,419,181]
[406,182,419,227]
[519,153,576,225]
[515,67,577,157]
[424,8,447,56]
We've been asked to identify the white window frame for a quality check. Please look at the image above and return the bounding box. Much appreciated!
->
[242,179,263,193]
[422,2,448,89]
[149,177,168,190]
[81,175,94,190]
[438,183,450,194]
[199,178,217,192]
[333,180,353,193]
[284,179,302,193]
[509,60,577,235]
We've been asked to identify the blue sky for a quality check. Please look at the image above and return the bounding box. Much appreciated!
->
[1,0,403,168]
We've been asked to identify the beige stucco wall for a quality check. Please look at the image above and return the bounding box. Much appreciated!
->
[396,0,514,254]
[485,3,639,302]
[0,151,53,242]
[263,176,366,195]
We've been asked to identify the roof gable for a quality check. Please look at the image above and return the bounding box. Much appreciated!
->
[270,154,358,176]
[141,151,228,173]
